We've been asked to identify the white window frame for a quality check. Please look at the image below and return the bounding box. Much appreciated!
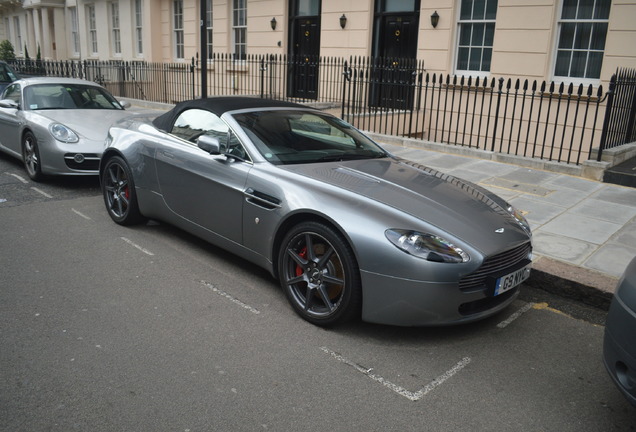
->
[454,0,498,77]
[173,0,184,60]
[110,2,121,56]
[13,16,22,55]
[134,0,143,57]
[552,0,610,85]
[206,0,213,60]
[69,7,80,57]
[86,4,98,56]
[232,0,247,62]
[3,18,8,42]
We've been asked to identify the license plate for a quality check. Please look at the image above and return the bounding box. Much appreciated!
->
[494,265,531,296]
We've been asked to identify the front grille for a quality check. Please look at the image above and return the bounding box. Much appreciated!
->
[64,153,100,171]
[459,242,532,292]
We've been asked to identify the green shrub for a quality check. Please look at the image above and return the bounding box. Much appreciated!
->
[0,40,16,61]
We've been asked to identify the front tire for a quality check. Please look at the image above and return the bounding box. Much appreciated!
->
[22,131,43,182]
[101,156,145,225]
[278,221,362,326]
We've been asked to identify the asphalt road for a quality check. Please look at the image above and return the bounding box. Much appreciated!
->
[1,153,634,431]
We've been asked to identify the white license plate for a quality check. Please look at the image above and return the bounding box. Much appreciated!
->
[494,265,531,296]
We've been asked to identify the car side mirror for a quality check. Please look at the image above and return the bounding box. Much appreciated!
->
[118,100,131,109]
[197,135,222,154]
[0,99,18,109]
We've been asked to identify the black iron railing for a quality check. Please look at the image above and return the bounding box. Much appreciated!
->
[598,68,636,160]
[342,57,607,165]
[7,57,634,165]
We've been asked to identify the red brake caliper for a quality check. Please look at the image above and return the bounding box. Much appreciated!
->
[295,247,308,277]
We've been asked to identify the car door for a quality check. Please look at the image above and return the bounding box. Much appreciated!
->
[0,83,23,155]
[154,108,251,244]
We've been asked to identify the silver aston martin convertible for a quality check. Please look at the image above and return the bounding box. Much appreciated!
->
[0,77,132,181]
[100,97,533,327]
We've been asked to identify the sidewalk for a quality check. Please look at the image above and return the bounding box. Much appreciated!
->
[374,136,636,309]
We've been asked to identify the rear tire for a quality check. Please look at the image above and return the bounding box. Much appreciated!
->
[101,156,145,225]
[278,221,362,326]
[22,131,43,182]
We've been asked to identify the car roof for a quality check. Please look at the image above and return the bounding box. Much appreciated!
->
[152,96,306,131]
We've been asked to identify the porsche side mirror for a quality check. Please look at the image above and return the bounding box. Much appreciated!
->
[118,100,131,109]
[0,99,18,109]
[197,135,221,154]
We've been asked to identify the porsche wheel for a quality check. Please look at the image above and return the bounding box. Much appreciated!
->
[22,131,43,182]
[101,156,145,225]
[278,222,361,326]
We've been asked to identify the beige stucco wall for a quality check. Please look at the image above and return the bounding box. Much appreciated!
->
[1,0,635,88]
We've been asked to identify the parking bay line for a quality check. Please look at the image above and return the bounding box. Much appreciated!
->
[120,237,155,256]
[497,302,535,329]
[200,280,260,315]
[71,208,92,220]
[321,346,471,402]
[31,187,53,198]
[8,173,28,184]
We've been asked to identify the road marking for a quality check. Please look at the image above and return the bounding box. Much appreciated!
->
[201,280,260,315]
[120,237,155,256]
[497,302,535,328]
[8,173,28,183]
[72,208,92,220]
[321,346,471,402]
[31,187,53,198]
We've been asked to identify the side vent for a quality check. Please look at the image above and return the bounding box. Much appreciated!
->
[244,188,282,210]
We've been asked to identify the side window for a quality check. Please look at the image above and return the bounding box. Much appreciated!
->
[171,108,250,160]
[171,108,229,143]
[3,84,21,105]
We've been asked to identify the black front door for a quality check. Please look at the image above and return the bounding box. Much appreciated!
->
[288,0,321,99]
[371,7,420,109]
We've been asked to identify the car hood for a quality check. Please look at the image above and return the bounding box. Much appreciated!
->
[37,109,131,141]
[282,157,530,252]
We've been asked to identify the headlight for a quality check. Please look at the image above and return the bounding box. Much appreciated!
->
[49,123,79,143]
[385,229,469,263]
[507,205,531,235]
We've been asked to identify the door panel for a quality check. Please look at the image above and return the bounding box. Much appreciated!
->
[155,140,250,244]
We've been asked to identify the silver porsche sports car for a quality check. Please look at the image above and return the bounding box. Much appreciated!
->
[100,97,533,327]
[0,77,132,181]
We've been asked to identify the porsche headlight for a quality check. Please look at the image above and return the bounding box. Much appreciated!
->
[49,123,79,143]
[507,205,531,235]
[385,229,469,263]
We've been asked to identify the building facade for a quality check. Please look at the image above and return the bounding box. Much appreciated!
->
[0,0,635,87]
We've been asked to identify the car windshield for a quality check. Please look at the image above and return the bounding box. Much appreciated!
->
[233,110,388,165]
[24,83,124,110]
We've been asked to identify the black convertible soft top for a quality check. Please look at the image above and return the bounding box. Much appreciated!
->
[152,96,305,132]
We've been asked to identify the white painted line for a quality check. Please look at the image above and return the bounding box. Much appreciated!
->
[8,173,28,184]
[72,208,92,220]
[321,346,471,402]
[31,187,53,198]
[497,302,535,329]
[201,280,260,315]
[120,237,155,256]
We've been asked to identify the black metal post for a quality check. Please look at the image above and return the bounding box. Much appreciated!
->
[200,0,207,98]
[597,73,617,161]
